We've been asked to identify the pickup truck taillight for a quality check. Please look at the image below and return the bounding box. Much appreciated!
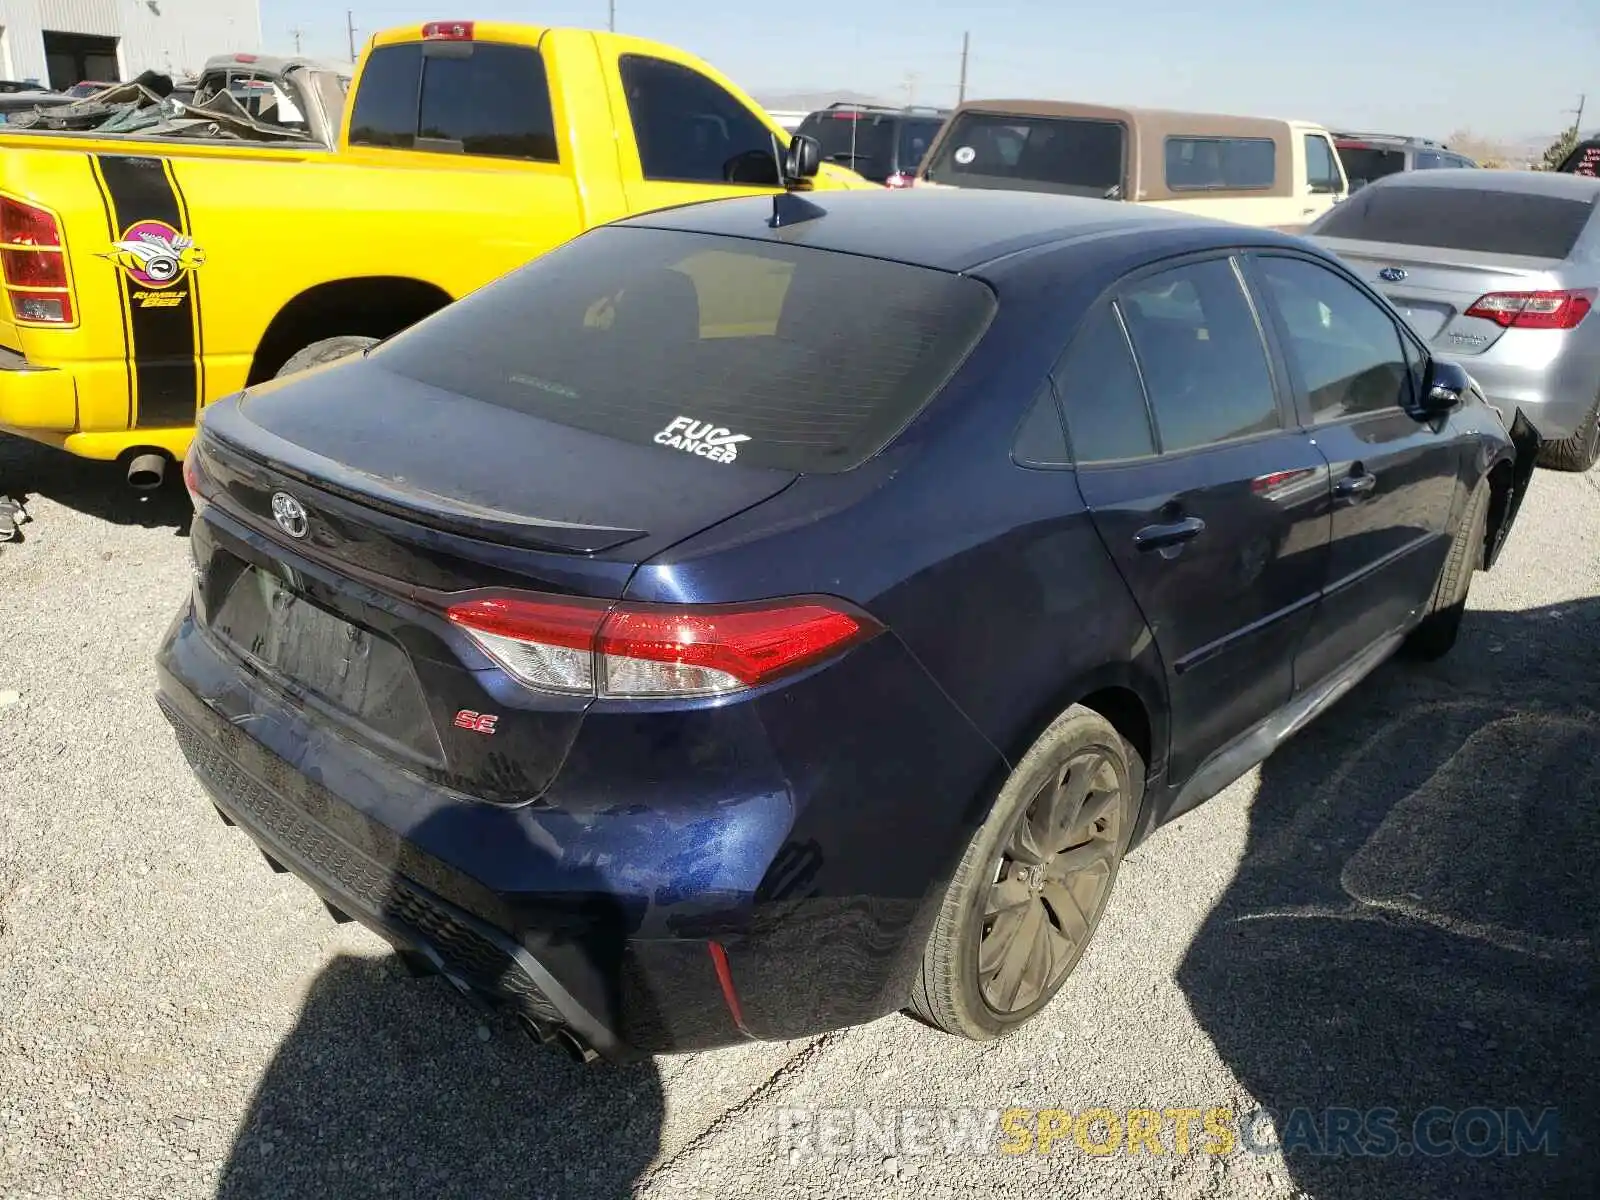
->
[0,196,72,324]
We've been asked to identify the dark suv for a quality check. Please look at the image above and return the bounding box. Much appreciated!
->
[1333,132,1479,191]
[793,102,949,186]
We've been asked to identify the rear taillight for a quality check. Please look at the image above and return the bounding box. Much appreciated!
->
[884,173,914,189]
[1464,288,1595,330]
[0,195,71,324]
[446,594,878,698]
[181,438,206,512]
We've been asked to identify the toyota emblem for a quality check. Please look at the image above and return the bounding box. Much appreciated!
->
[270,491,309,539]
[1378,267,1407,283]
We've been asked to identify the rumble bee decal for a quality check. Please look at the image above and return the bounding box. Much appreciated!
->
[100,220,206,290]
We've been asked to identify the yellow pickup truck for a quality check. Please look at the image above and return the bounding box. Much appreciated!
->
[0,20,866,483]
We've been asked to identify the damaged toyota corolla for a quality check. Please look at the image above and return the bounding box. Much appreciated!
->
[157,188,1537,1061]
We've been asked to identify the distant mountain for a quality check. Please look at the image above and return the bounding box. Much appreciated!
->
[754,89,884,113]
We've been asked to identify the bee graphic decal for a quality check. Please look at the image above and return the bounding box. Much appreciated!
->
[100,220,206,289]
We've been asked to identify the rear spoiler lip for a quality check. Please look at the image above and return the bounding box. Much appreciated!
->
[202,420,649,555]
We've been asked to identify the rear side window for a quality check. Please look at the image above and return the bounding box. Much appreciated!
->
[1165,137,1275,190]
[347,43,420,148]
[371,227,998,474]
[1314,185,1595,258]
[1414,150,1447,169]
[620,55,777,184]
[923,113,1125,197]
[1118,259,1280,452]
[1055,304,1155,462]
[348,41,558,162]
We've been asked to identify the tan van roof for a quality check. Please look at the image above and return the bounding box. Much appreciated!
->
[927,99,1311,201]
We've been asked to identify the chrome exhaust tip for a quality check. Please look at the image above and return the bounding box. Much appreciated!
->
[127,452,167,491]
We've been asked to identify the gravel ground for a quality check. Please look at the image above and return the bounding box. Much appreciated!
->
[1,437,1596,1200]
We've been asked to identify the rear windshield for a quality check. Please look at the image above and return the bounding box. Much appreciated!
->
[1336,146,1406,189]
[1314,185,1596,259]
[797,110,897,181]
[370,227,998,474]
[923,112,1125,197]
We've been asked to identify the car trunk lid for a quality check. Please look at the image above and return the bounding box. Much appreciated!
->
[188,361,798,803]
[1315,236,1564,355]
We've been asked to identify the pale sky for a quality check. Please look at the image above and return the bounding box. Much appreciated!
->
[260,0,1597,142]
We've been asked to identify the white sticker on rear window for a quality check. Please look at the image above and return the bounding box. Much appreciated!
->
[953,146,976,165]
[654,416,751,464]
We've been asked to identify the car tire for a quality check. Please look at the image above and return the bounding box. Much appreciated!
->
[1536,392,1600,473]
[1402,478,1489,661]
[275,335,379,379]
[909,705,1142,1041]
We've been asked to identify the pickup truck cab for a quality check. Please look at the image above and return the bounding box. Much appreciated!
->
[915,99,1347,230]
[0,21,867,475]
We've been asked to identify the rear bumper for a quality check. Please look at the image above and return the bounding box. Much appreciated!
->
[1461,341,1600,442]
[0,343,77,434]
[156,587,1008,1051]
[157,677,641,1061]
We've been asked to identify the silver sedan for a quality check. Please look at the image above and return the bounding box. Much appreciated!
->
[1310,168,1600,471]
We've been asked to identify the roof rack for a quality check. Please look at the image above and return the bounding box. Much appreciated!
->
[825,100,949,116]
[1333,130,1444,148]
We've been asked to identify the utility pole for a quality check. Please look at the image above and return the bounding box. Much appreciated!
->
[902,70,919,107]
[957,31,969,105]
[289,27,303,54]
[1569,93,1586,135]
[346,10,358,62]
[608,0,615,32]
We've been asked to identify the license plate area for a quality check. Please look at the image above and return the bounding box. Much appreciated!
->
[1394,301,1453,340]
[207,561,439,755]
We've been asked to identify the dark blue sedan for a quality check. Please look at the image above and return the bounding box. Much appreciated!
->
[159,187,1537,1059]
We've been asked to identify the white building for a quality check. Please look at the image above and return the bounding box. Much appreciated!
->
[0,0,261,90]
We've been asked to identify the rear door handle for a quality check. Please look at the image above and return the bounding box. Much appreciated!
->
[1335,472,1377,499]
[1134,515,1206,552]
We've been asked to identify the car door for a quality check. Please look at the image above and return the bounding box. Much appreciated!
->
[1243,251,1462,693]
[1059,256,1332,787]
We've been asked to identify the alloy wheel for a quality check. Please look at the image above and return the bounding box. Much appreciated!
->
[978,748,1123,1014]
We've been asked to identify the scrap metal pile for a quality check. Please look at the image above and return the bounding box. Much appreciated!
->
[2,69,311,142]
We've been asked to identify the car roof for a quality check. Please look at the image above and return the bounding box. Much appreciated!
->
[619,188,1254,273]
[1370,168,1600,201]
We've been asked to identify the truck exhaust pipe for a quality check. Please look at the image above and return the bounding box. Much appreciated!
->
[515,1013,599,1064]
[126,452,167,491]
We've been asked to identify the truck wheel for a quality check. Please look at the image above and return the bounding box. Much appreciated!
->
[1535,391,1600,473]
[1403,478,1489,661]
[275,335,379,379]
[909,705,1141,1040]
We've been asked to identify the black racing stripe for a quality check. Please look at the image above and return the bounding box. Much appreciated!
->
[164,159,205,410]
[96,155,198,429]
[86,154,135,429]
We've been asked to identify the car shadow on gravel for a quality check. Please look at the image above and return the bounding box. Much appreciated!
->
[1177,596,1599,1199]
[211,801,667,1200]
[215,954,665,1200]
[0,434,192,536]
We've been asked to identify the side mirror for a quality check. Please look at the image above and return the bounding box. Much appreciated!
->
[1411,357,1469,420]
[784,133,821,183]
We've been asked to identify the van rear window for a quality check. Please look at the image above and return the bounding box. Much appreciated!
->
[923,113,1125,197]
[1313,185,1595,259]
[370,227,998,474]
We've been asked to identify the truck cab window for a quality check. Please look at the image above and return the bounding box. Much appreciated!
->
[349,41,559,162]
[619,55,776,185]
